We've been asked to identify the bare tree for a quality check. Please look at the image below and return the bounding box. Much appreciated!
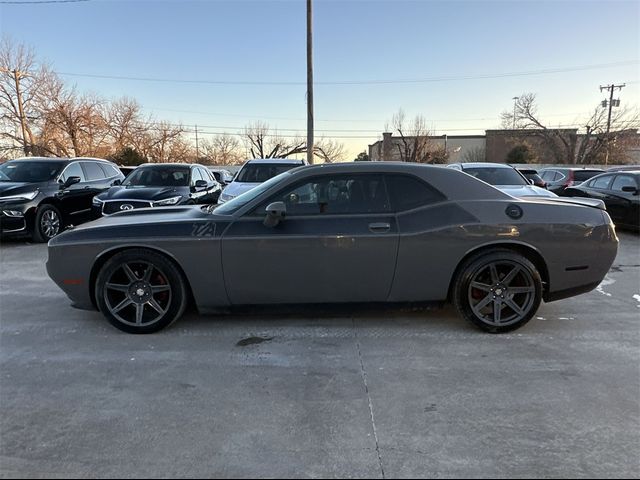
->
[387,109,445,163]
[0,37,60,157]
[313,137,345,163]
[243,121,306,159]
[461,146,486,163]
[501,93,640,164]
[201,133,243,165]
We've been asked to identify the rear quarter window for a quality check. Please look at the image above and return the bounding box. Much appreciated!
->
[386,175,445,212]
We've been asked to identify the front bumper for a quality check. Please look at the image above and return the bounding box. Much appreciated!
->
[0,200,34,235]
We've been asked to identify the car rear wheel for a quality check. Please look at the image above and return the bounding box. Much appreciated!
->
[453,250,542,333]
[32,205,62,243]
[95,249,188,334]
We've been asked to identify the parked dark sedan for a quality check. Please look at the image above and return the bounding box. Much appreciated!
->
[48,162,617,335]
[92,163,221,217]
[538,167,604,195]
[0,156,124,242]
[564,171,639,230]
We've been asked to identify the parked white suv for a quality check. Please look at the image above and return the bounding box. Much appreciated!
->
[217,158,306,204]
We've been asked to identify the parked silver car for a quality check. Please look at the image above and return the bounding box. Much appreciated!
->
[47,162,617,334]
[447,162,557,198]
[217,158,305,204]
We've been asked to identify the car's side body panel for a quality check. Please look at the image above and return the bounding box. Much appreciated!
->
[47,163,618,316]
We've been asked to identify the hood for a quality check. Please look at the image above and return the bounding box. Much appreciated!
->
[222,181,259,198]
[497,185,557,198]
[49,205,233,245]
[97,185,182,201]
[0,181,46,198]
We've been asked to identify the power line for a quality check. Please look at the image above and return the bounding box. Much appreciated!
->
[0,0,90,4]
[55,61,638,86]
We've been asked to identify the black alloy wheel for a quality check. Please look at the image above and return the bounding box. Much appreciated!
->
[95,249,188,333]
[453,249,542,333]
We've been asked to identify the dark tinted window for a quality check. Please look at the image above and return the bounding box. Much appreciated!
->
[386,175,445,211]
[61,162,85,182]
[82,162,106,181]
[462,166,528,186]
[236,163,301,183]
[611,175,637,192]
[0,160,65,183]
[574,170,604,182]
[589,175,613,189]
[256,174,390,215]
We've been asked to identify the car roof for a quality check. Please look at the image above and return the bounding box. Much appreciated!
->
[8,156,71,163]
[137,163,201,168]
[540,167,605,171]
[245,158,305,164]
[454,162,514,169]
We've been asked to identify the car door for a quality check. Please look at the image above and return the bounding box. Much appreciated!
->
[56,162,90,222]
[607,174,639,226]
[221,173,399,305]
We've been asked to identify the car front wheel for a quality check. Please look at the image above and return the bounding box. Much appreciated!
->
[33,205,62,243]
[453,250,542,333]
[95,249,188,334]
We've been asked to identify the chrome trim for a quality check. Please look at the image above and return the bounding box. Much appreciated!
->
[101,199,153,216]
[1,218,27,233]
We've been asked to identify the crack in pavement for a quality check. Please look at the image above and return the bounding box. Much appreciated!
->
[352,317,386,479]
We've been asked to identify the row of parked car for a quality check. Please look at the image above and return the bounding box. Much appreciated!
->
[0,156,638,242]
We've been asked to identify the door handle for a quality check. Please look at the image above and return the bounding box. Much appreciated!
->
[369,222,391,233]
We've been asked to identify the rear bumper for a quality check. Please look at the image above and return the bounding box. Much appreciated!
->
[543,220,618,303]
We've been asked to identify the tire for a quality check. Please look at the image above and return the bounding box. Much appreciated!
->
[452,249,542,333]
[95,249,188,334]
[32,204,63,243]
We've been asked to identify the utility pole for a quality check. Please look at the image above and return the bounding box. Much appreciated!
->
[599,83,625,165]
[194,124,199,160]
[306,0,314,165]
[512,96,519,130]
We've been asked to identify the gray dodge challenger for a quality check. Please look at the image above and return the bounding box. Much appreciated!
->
[47,162,618,334]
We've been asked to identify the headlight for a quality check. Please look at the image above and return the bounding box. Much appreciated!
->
[92,196,104,206]
[153,196,182,206]
[0,190,38,202]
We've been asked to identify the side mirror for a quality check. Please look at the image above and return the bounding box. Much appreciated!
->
[193,179,208,191]
[621,186,639,194]
[60,176,81,189]
[112,179,122,186]
[263,201,286,227]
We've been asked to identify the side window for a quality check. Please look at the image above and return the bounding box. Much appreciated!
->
[540,171,553,181]
[591,175,613,189]
[191,168,203,184]
[254,174,390,216]
[386,174,445,212]
[199,167,212,182]
[99,163,121,178]
[611,175,637,192]
[82,162,106,181]
[60,162,85,182]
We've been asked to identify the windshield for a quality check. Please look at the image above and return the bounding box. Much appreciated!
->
[214,171,291,215]
[235,163,300,183]
[0,160,65,183]
[463,167,528,186]
[123,166,190,187]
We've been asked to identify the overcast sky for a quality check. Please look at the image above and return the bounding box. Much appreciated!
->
[1,0,638,159]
